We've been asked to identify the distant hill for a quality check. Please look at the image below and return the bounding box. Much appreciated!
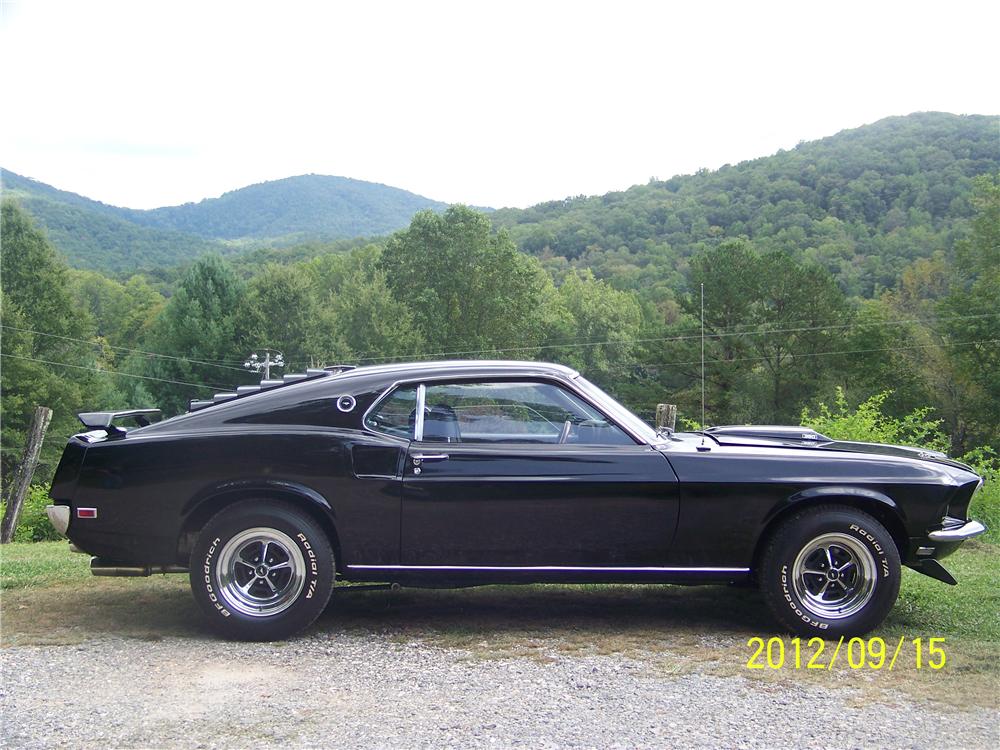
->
[491,112,999,296]
[5,113,996,283]
[1,169,226,272]
[0,171,449,272]
[118,174,448,241]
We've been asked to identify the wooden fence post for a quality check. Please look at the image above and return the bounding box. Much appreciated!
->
[1,406,53,543]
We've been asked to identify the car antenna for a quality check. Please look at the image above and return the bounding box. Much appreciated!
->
[700,282,706,443]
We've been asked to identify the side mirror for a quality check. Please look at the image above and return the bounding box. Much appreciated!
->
[655,403,677,432]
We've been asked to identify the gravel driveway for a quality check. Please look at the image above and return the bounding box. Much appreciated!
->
[3,628,998,749]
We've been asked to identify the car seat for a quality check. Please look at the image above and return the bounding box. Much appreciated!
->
[423,404,462,442]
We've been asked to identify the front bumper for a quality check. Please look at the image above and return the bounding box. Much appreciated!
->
[906,516,988,584]
[928,517,987,543]
[45,505,70,536]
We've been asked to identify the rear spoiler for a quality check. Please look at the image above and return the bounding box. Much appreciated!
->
[78,409,162,433]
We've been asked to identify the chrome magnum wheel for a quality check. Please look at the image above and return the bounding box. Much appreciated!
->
[190,500,334,641]
[217,528,306,617]
[791,532,876,620]
[760,505,900,638]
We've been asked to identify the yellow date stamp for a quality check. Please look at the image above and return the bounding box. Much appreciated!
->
[746,636,946,670]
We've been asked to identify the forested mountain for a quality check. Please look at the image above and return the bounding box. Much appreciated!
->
[1,169,226,272]
[0,170,448,272]
[5,113,994,281]
[122,174,448,241]
[492,112,999,297]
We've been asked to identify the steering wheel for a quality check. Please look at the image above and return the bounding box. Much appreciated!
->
[558,420,573,444]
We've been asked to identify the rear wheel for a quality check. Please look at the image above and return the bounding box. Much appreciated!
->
[190,500,334,641]
[760,505,900,637]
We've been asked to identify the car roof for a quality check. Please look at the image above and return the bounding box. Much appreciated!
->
[331,360,580,381]
[139,360,582,431]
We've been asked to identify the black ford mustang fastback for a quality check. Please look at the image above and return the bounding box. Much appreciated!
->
[47,360,986,640]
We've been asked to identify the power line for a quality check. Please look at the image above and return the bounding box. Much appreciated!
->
[626,338,1000,371]
[0,325,249,373]
[0,353,228,391]
[3,312,996,382]
[349,312,1000,364]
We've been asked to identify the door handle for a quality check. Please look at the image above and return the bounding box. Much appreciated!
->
[412,453,449,464]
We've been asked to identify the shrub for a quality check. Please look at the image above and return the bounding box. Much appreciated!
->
[961,449,1000,544]
[803,389,999,543]
[0,485,60,542]
[800,388,949,451]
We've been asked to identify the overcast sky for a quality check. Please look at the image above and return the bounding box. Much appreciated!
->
[2,0,997,210]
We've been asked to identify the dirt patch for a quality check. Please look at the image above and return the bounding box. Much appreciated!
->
[5,578,995,709]
[1,577,200,645]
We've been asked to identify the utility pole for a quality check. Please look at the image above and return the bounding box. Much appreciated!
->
[244,349,285,380]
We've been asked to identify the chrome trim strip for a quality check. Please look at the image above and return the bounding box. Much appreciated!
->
[360,371,647,446]
[347,564,750,573]
[379,373,647,446]
[353,370,659,447]
[360,380,413,445]
[928,519,986,542]
[414,384,426,441]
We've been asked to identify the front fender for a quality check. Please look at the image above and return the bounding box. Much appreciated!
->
[763,485,904,528]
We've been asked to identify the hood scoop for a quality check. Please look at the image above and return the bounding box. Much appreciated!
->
[704,425,832,446]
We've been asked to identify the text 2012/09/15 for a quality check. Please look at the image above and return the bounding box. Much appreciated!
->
[746,636,947,670]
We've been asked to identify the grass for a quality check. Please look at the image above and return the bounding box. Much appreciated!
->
[1,540,997,708]
[0,540,94,589]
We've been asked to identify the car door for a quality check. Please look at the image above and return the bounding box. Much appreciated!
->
[399,379,679,567]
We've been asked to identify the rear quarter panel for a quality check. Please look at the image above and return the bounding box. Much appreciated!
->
[68,426,403,566]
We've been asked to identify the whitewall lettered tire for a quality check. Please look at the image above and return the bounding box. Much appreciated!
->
[760,505,901,638]
[189,500,334,641]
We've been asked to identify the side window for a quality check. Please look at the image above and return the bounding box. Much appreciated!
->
[421,381,634,446]
[364,386,417,439]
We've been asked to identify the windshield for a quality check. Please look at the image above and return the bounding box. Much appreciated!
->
[573,376,659,443]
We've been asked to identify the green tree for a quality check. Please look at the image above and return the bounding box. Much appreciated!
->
[0,201,102,481]
[544,269,643,384]
[69,270,165,351]
[940,174,1000,451]
[303,246,424,363]
[238,264,321,371]
[380,206,550,354]
[670,240,850,424]
[674,240,761,423]
[328,267,425,362]
[748,250,850,422]
[142,255,251,414]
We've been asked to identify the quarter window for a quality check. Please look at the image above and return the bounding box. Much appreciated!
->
[364,386,417,438]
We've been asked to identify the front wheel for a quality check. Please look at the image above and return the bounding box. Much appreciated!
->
[190,500,334,641]
[759,505,900,638]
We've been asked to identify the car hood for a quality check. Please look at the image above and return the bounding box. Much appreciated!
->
[701,425,975,473]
